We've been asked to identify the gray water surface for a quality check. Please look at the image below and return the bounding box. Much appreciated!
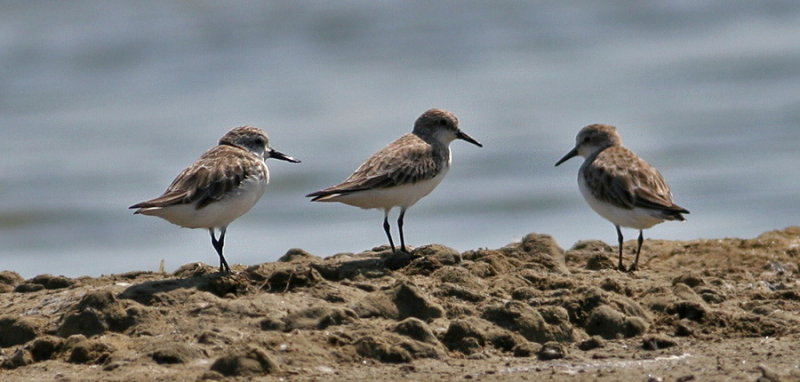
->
[1,1,798,277]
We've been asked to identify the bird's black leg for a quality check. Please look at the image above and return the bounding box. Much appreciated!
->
[616,225,625,271]
[383,214,396,253]
[209,227,231,273]
[397,208,407,253]
[629,230,644,272]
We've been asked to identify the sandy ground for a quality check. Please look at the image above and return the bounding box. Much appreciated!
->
[1,227,799,381]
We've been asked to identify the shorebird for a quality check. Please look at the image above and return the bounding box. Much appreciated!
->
[130,126,300,273]
[306,108,482,253]
[555,124,688,272]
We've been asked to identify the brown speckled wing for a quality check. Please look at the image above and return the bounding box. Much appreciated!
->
[583,146,676,211]
[131,146,264,210]
[308,133,444,198]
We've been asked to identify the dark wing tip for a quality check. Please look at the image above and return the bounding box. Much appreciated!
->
[671,203,690,214]
[666,204,689,221]
[305,190,331,201]
[307,185,369,201]
[129,202,146,214]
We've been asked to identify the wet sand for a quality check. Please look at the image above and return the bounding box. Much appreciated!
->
[1,227,799,381]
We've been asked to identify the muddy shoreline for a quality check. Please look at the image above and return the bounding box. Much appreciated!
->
[1,228,799,381]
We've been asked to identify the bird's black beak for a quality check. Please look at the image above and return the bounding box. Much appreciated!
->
[555,147,578,166]
[456,130,483,147]
[269,149,301,163]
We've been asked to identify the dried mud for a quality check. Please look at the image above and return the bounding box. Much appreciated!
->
[2,228,800,381]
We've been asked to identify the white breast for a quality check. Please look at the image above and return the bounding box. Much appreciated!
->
[324,167,449,211]
[578,174,664,230]
[140,171,269,229]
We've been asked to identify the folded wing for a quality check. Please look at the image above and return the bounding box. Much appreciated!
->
[307,134,443,200]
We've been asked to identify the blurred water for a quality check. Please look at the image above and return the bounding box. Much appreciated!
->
[1,1,798,278]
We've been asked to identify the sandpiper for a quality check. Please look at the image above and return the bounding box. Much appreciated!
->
[306,108,482,253]
[130,126,300,273]
[555,124,688,272]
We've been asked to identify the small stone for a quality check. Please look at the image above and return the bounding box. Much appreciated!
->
[578,336,605,351]
[642,335,677,351]
[259,317,285,331]
[537,341,565,360]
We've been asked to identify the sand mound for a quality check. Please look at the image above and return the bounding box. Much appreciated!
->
[1,228,799,381]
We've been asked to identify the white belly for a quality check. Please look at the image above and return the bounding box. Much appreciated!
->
[140,175,268,229]
[323,167,449,211]
[578,174,663,230]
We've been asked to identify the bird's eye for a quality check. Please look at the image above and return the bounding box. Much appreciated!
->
[582,136,591,143]
[439,119,448,126]
[254,138,265,146]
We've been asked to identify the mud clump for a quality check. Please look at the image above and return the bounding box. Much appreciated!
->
[57,291,144,337]
[577,335,605,351]
[14,274,75,293]
[283,306,357,330]
[393,318,439,345]
[353,281,444,321]
[642,335,678,351]
[247,263,322,292]
[442,319,487,354]
[30,336,63,362]
[584,304,649,339]
[0,316,44,348]
[210,345,279,376]
[147,343,204,364]
[0,271,23,293]
[277,248,322,263]
[482,302,576,343]
[403,244,462,275]
[354,336,413,363]
[64,335,114,364]
[1,228,800,380]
